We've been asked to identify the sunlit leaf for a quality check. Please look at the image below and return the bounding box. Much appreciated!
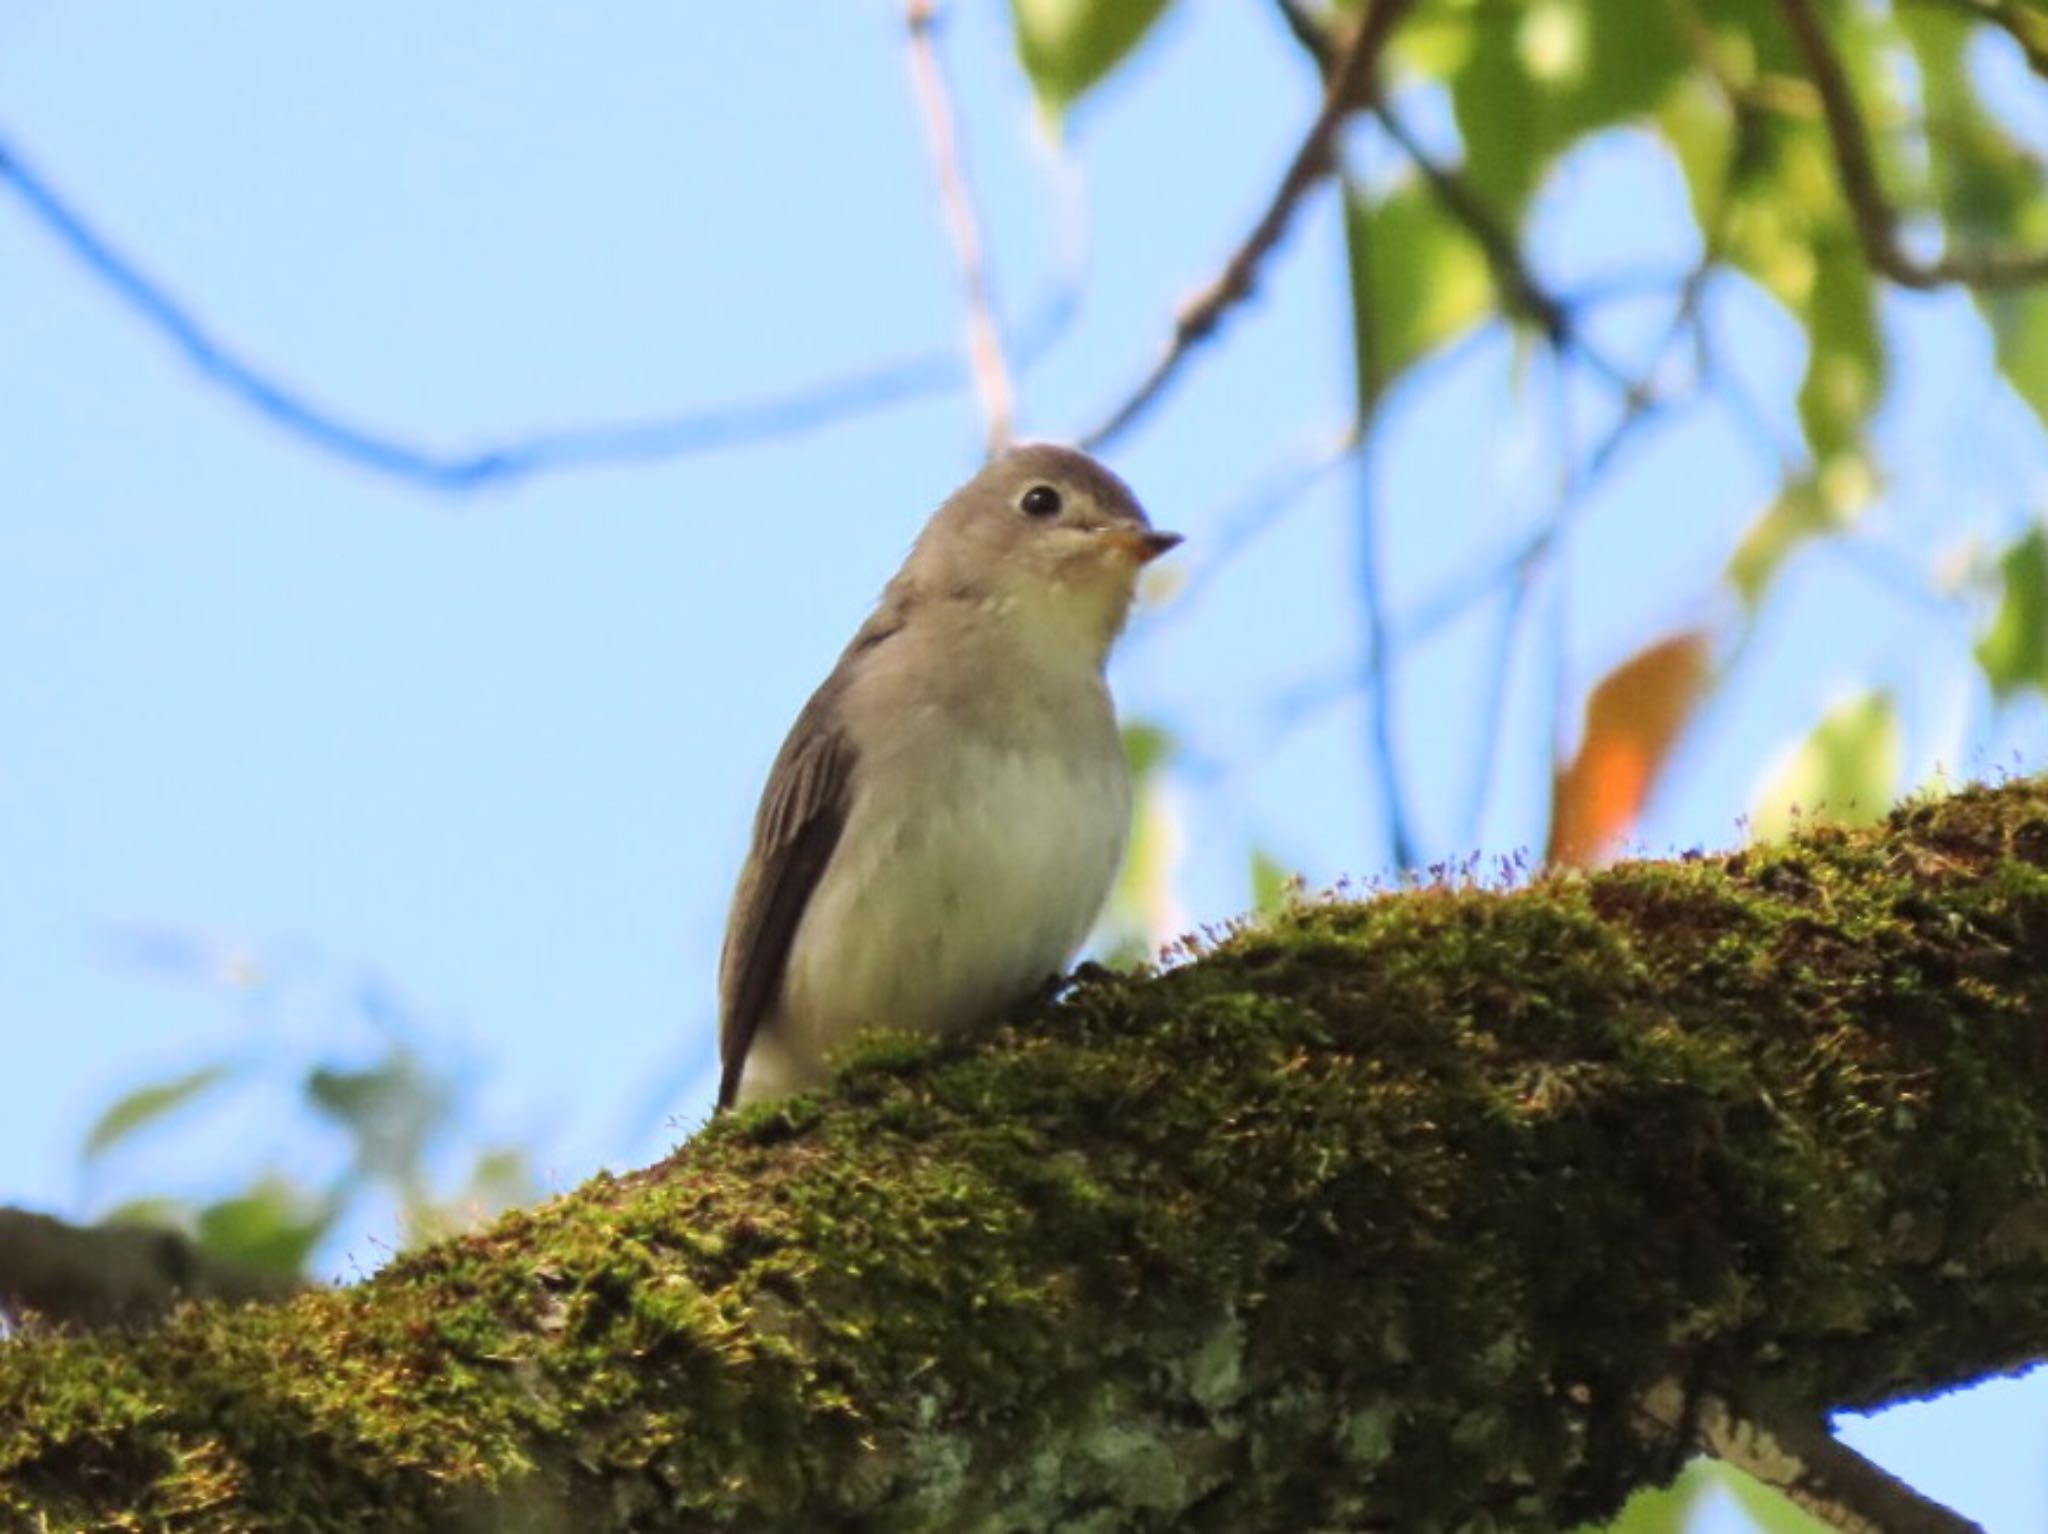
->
[1718,1461,1840,1533]
[82,1065,233,1163]
[1750,691,1901,844]
[1121,720,1174,781]
[1658,76,1736,237]
[1250,848,1293,916]
[1549,632,1713,867]
[1344,182,1494,404]
[465,1148,534,1212]
[196,1178,332,1277]
[1573,1459,1715,1534]
[1099,727,1184,964]
[1727,465,1873,608]
[1987,281,2048,431]
[1450,0,1687,222]
[1976,524,2048,700]
[1010,0,1175,116]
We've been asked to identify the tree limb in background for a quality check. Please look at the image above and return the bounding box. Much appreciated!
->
[1778,0,2048,290]
[0,135,1071,492]
[904,0,1016,456]
[1080,0,1418,451]
[5,778,2042,1530]
[0,1208,301,1330]
[1640,1385,1988,1534]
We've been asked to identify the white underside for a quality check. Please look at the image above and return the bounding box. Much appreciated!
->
[734,733,1128,1105]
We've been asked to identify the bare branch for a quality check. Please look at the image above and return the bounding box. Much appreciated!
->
[1778,0,2048,290]
[1080,0,1418,450]
[1135,423,1365,635]
[904,0,1016,456]
[0,134,1060,492]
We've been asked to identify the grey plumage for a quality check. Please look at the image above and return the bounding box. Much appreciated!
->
[717,443,1177,1110]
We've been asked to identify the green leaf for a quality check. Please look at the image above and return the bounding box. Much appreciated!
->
[1900,7,2043,247]
[1976,525,2048,700]
[1574,1458,1713,1534]
[1718,1461,1839,1534]
[1727,460,1877,608]
[96,1197,193,1234]
[1344,181,1495,405]
[1121,720,1175,781]
[1797,229,1883,461]
[82,1065,233,1162]
[307,1050,449,1184]
[1987,281,2048,431]
[1450,0,1688,224]
[1450,10,1547,219]
[1010,0,1175,116]
[1658,76,1737,238]
[1751,691,1901,844]
[196,1178,332,1277]
[1250,849,1293,916]
[465,1148,534,1212]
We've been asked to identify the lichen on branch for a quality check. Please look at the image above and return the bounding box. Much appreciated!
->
[4,780,2047,1532]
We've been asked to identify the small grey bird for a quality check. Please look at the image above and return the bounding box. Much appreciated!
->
[717,443,1179,1109]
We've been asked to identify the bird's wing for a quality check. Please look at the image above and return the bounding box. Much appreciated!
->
[716,681,861,1110]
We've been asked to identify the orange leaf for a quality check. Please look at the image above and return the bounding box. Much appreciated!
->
[1547,632,1711,868]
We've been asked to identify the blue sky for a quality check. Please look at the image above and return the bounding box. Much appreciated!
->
[2,4,2045,1528]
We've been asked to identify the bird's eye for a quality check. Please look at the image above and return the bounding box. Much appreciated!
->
[1019,484,1063,519]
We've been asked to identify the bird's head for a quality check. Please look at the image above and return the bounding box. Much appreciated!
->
[905,443,1180,661]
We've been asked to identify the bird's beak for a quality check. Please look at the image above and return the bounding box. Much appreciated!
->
[1102,527,1184,565]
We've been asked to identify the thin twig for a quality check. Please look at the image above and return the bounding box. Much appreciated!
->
[1778,0,2048,290]
[1261,293,1700,748]
[1277,0,1646,402]
[1352,429,1419,872]
[1079,0,1417,450]
[1343,166,1420,871]
[1463,346,1578,845]
[1369,104,1647,402]
[0,134,1071,492]
[905,0,1015,456]
[1133,422,1365,636]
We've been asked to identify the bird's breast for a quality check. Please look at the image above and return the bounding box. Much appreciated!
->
[780,715,1131,1055]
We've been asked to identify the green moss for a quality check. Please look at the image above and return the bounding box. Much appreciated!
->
[5,779,2048,1530]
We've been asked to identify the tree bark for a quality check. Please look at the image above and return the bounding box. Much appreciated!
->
[3,780,2046,1533]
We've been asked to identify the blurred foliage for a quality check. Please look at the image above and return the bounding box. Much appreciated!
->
[1978,524,2048,699]
[1344,180,1495,401]
[1549,631,1713,867]
[1751,689,1903,842]
[1009,0,2048,877]
[1097,721,1188,965]
[1009,0,1177,117]
[1576,1460,1836,1534]
[76,941,534,1284]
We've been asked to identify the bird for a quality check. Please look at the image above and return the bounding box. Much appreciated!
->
[717,442,1180,1110]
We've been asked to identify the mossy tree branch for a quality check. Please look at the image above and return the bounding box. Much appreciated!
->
[5,780,2048,1531]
